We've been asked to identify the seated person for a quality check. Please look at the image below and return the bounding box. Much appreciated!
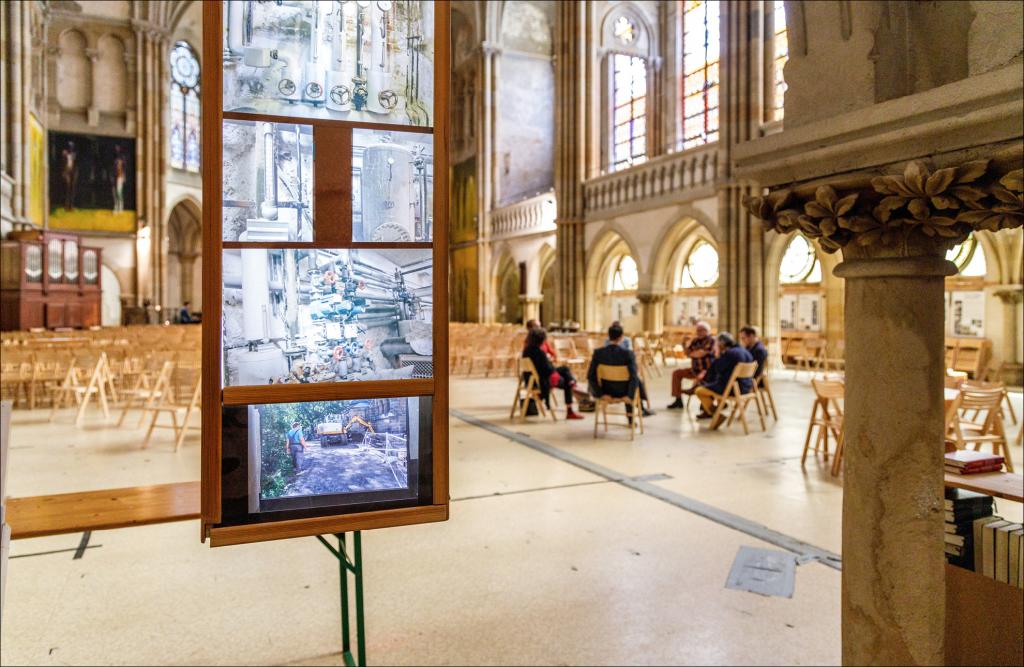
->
[524,318,557,361]
[179,301,194,324]
[666,321,715,409]
[603,320,633,351]
[588,323,654,418]
[694,332,755,423]
[523,327,583,420]
[739,325,768,380]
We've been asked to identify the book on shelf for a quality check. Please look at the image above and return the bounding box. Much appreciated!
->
[945,533,966,547]
[974,516,1005,576]
[945,543,965,557]
[995,523,1022,584]
[1010,528,1024,590]
[944,449,1005,469]
[944,488,995,511]
[945,463,1005,475]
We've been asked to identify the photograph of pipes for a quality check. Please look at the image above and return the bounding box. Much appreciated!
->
[201,0,450,547]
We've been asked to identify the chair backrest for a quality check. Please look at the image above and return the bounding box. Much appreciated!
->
[596,364,631,385]
[811,378,845,401]
[734,361,758,380]
[552,337,576,357]
[957,386,1003,412]
[804,338,826,354]
[520,355,541,381]
[961,380,1005,392]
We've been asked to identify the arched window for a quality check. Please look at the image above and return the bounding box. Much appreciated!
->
[609,255,639,292]
[769,0,788,122]
[682,0,720,149]
[779,235,821,284]
[678,240,719,288]
[170,41,200,173]
[947,235,987,277]
[611,53,648,171]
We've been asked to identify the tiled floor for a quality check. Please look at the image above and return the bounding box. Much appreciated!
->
[2,371,1021,665]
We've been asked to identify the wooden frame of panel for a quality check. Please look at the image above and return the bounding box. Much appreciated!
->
[201,0,450,545]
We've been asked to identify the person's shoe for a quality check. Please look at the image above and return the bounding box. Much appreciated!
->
[565,409,585,420]
[711,412,726,429]
[642,407,655,417]
[696,410,713,420]
[666,398,684,409]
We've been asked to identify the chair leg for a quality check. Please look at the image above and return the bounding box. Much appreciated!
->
[765,388,778,421]
[710,397,726,431]
[755,398,766,431]
[801,404,819,463]
[831,429,845,477]
[593,405,599,438]
[738,401,750,435]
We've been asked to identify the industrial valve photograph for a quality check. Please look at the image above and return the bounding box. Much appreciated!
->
[221,247,432,386]
[353,128,433,243]
[248,397,418,511]
[222,119,315,242]
[222,0,435,126]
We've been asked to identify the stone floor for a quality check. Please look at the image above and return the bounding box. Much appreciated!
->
[1,370,1021,666]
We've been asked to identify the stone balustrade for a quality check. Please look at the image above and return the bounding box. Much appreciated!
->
[489,191,557,239]
[583,144,720,219]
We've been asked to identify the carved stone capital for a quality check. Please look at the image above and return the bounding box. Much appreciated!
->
[636,292,670,305]
[744,159,1023,259]
[994,288,1024,305]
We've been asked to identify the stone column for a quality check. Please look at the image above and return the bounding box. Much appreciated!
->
[746,156,1024,666]
[477,42,498,323]
[994,288,1023,384]
[836,248,952,666]
[518,295,543,325]
[552,1,588,324]
[637,292,669,333]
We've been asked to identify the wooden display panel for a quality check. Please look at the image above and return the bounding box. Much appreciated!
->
[201,0,450,545]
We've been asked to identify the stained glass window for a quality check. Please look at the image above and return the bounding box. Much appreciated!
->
[947,235,987,277]
[610,255,639,292]
[611,54,647,172]
[613,16,637,45]
[170,41,200,172]
[771,0,788,121]
[780,235,821,283]
[679,240,719,288]
[681,0,720,149]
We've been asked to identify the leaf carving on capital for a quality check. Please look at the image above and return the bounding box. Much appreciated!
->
[743,160,1024,255]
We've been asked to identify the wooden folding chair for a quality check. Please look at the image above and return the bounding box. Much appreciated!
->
[707,362,765,435]
[945,386,1013,472]
[593,364,643,440]
[143,363,201,450]
[509,356,555,422]
[49,353,116,426]
[118,360,174,427]
[756,372,779,421]
[962,379,1017,427]
[795,339,827,379]
[801,379,844,471]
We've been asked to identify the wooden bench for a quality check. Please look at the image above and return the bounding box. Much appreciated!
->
[6,481,200,540]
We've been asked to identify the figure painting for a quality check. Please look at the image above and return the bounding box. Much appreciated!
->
[48,131,136,233]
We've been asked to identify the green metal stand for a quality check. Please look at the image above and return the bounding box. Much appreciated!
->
[317,532,366,667]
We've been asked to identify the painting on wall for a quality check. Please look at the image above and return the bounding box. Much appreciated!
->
[48,131,136,233]
[28,115,45,226]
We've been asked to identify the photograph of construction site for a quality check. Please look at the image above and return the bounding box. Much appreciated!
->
[221,247,433,386]
[249,397,417,507]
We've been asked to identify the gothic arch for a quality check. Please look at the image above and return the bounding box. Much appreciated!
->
[166,197,202,313]
[599,1,656,58]
[648,211,722,293]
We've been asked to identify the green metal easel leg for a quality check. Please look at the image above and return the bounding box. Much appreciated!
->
[317,531,366,667]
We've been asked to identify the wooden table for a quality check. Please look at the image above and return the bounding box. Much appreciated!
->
[7,481,200,539]
[944,471,1024,503]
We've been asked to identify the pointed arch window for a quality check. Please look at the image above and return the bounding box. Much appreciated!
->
[170,41,200,173]
[780,235,821,284]
[678,240,719,288]
[769,0,789,121]
[611,54,648,171]
[609,255,639,292]
[681,0,720,149]
[946,235,987,277]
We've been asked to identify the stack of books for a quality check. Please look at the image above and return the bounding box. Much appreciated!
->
[973,515,1024,589]
[944,488,994,569]
[944,449,1005,475]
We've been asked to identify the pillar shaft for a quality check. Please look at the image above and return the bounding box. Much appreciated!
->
[836,256,953,666]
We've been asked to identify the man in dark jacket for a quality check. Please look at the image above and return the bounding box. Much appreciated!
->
[587,323,654,417]
[739,325,768,379]
[694,332,754,422]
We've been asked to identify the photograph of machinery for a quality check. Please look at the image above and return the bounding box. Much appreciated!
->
[353,128,433,242]
[222,119,315,242]
[222,0,435,126]
[248,397,416,507]
[222,247,432,386]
